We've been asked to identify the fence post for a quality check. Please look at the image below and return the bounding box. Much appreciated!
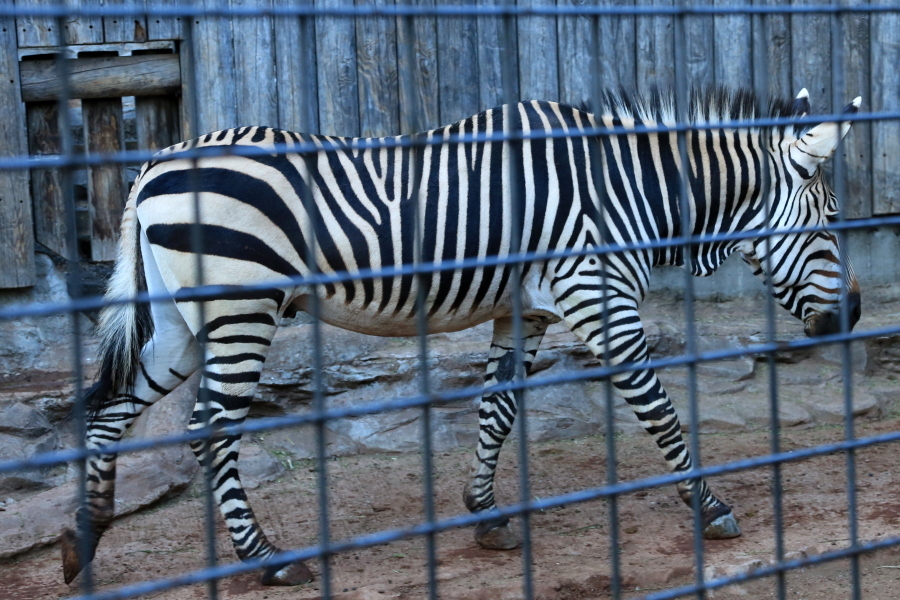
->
[0,16,35,288]
[83,97,128,262]
[27,100,69,258]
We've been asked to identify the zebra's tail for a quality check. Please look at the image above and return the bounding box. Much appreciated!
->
[84,169,154,417]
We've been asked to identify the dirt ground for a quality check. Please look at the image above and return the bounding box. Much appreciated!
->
[2,417,899,600]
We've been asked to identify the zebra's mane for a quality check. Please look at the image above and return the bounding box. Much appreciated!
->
[579,86,807,131]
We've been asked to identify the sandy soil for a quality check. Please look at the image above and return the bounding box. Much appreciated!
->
[2,417,899,600]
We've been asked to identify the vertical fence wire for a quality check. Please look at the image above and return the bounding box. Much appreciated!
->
[750,5,788,600]
[589,13,622,600]
[397,7,440,597]
[499,5,536,598]
[672,4,708,598]
[181,15,220,600]
[829,4,862,600]
[52,10,92,596]
[309,137,333,600]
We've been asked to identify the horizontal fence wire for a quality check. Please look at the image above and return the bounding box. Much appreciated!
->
[0,109,896,173]
[1,2,898,600]
[4,4,900,17]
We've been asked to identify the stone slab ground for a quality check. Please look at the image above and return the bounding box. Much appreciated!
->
[1,419,899,600]
[0,293,898,598]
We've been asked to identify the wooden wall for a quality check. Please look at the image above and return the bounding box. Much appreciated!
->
[18,1,888,216]
[3,1,899,287]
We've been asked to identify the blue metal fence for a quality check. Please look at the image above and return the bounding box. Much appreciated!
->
[0,3,899,600]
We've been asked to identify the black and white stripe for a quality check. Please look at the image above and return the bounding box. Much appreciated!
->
[62,87,861,585]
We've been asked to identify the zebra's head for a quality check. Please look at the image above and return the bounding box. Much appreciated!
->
[742,89,861,338]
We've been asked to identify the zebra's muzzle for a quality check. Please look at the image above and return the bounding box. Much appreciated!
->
[804,292,861,337]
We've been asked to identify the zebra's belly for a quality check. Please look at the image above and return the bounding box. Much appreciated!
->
[292,294,507,336]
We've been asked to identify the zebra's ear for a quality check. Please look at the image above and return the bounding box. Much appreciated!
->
[791,88,810,116]
[792,97,861,172]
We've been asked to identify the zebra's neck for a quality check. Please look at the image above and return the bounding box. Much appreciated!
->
[594,117,766,276]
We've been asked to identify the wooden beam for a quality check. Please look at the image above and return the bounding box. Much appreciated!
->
[437,0,479,123]
[20,54,181,103]
[636,0,675,90]
[26,101,69,258]
[518,0,560,100]
[0,14,36,288]
[842,0,872,219]
[598,0,636,90]
[557,0,592,106]
[396,0,439,134]
[83,98,128,262]
[872,11,900,215]
[274,0,320,133]
[232,0,278,128]
[193,0,237,134]
[477,0,518,110]
[713,0,751,89]
[135,95,182,153]
[316,0,359,136]
[103,0,149,43]
[16,0,102,48]
[356,0,400,138]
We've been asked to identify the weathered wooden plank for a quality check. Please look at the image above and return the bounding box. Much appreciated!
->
[557,0,591,106]
[356,0,400,137]
[179,38,197,138]
[26,102,68,259]
[437,0,479,122]
[396,0,439,133]
[64,0,105,45]
[713,0,751,89]
[871,12,900,215]
[476,0,518,108]
[840,1,872,219]
[193,0,237,133]
[135,95,182,152]
[15,0,60,48]
[684,0,714,88]
[597,0,636,90]
[518,0,559,101]
[791,0,831,115]
[232,0,278,127]
[83,99,128,261]
[145,0,183,41]
[104,0,149,43]
[273,0,319,133]
[316,0,359,136]
[762,0,792,99]
[0,14,35,287]
[636,0,675,90]
[20,54,181,102]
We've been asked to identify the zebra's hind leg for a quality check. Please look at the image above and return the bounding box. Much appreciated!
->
[62,308,201,584]
[464,316,549,550]
[188,306,312,586]
[557,292,741,540]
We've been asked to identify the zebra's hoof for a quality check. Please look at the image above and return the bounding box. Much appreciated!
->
[703,512,742,539]
[260,560,314,586]
[60,528,85,585]
[475,520,522,550]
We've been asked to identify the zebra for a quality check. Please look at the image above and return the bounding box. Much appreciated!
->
[61,87,862,586]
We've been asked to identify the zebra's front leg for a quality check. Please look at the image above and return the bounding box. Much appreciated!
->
[62,323,201,584]
[464,316,549,550]
[559,295,741,539]
[190,328,313,586]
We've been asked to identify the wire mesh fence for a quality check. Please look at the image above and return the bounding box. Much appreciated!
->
[0,2,899,600]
